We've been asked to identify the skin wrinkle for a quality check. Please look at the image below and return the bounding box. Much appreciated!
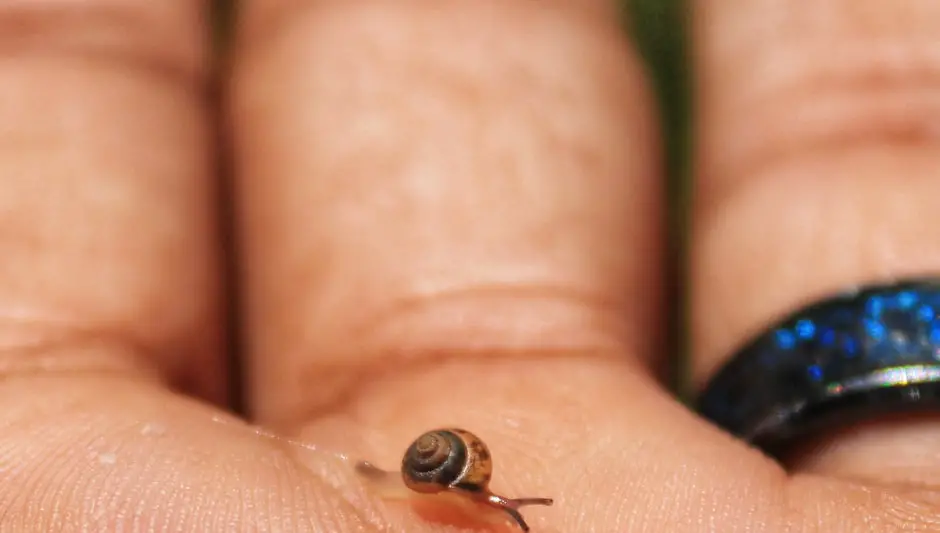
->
[279,349,636,431]
[261,285,647,427]
[0,2,205,88]
[777,474,940,532]
[696,132,940,226]
[339,281,643,356]
[700,114,940,217]
[809,479,940,532]
[278,287,648,418]
[346,285,630,339]
[698,70,940,208]
[0,318,210,395]
[275,290,646,424]
[0,327,191,394]
[237,0,621,46]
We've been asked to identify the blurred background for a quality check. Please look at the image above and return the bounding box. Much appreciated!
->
[622,0,691,395]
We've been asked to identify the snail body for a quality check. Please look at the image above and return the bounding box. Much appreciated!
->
[399,428,553,532]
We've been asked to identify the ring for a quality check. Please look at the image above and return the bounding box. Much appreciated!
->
[696,278,940,459]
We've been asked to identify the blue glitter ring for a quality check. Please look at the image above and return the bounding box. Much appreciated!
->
[696,278,940,458]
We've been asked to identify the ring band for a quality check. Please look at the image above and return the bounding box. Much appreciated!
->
[696,278,940,459]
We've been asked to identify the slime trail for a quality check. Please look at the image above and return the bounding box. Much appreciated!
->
[204,414,413,500]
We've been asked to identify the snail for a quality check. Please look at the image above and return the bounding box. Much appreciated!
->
[356,428,553,532]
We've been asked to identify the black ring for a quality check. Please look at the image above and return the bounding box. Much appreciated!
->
[696,278,940,459]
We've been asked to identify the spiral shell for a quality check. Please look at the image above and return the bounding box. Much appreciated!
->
[401,428,492,494]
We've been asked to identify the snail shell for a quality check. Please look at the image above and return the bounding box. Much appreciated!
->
[401,428,492,494]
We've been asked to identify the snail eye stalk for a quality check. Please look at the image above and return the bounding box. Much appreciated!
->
[482,493,555,532]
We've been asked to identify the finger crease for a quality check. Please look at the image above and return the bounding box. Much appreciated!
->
[701,47,940,206]
[0,328,165,388]
[0,4,205,92]
[284,347,640,428]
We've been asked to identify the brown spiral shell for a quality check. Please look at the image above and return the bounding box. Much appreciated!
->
[401,428,492,494]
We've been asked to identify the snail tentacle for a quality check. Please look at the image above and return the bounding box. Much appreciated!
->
[485,493,554,532]
[508,497,555,508]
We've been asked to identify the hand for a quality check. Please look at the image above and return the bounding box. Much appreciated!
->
[1,1,937,531]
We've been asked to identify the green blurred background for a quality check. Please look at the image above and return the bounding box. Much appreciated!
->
[622,0,691,396]
[209,0,693,398]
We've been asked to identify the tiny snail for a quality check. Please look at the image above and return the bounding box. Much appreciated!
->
[358,428,553,532]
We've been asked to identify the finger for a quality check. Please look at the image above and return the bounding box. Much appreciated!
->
[232,0,662,423]
[693,0,940,484]
[0,1,224,399]
[0,374,379,531]
[231,0,678,530]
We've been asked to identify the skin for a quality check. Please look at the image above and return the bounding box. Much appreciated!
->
[0,0,939,531]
